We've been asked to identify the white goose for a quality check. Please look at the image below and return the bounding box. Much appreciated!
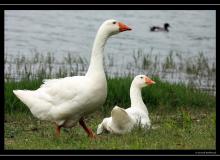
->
[13,19,132,138]
[97,75,155,135]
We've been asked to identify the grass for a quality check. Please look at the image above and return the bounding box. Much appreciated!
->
[4,49,216,95]
[4,77,216,149]
[128,49,215,76]
[5,77,216,114]
[4,108,215,149]
[127,49,216,95]
[4,52,88,81]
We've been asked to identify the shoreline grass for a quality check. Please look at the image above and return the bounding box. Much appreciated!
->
[4,49,216,95]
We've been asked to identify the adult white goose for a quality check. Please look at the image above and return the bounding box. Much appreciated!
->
[97,75,155,135]
[13,19,132,138]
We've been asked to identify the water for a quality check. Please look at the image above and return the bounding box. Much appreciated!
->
[4,10,216,94]
[5,10,216,61]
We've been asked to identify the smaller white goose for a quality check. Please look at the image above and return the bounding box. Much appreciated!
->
[97,75,155,135]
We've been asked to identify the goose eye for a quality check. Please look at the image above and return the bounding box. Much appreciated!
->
[112,21,116,24]
[140,76,143,79]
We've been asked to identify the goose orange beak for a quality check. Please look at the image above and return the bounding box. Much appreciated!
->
[118,22,132,32]
[145,77,155,85]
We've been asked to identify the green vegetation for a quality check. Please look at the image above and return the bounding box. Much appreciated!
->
[5,77,215,114]
[5,108,215,149]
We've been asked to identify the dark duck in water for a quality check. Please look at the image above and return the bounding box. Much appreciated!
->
[150,23,170,32]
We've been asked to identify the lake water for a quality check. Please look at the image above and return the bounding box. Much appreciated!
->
[4,10,216,93]
[5,10,216,61]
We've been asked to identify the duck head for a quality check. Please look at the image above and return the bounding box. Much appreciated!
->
[164,23,170,30]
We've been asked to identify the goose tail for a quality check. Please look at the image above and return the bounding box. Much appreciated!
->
[13,90,35,109]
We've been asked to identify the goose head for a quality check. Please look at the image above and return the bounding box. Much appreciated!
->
[132,75,155,88]
[99,19,132,36]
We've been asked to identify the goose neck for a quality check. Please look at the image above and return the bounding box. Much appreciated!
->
[130,83,148,113]
[86,29,109,77]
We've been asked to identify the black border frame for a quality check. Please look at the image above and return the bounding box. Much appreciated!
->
[1,4,218,156]
[0,0,219,4]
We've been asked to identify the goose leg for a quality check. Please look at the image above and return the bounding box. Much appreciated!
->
[55,124,62,137]
[79,118,96,138]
